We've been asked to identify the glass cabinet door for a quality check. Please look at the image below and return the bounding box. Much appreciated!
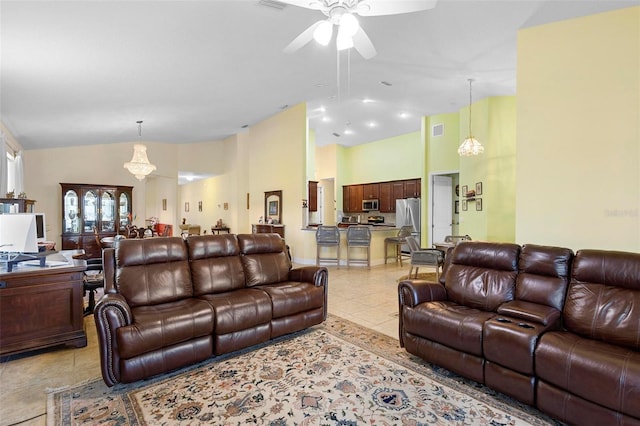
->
[83,190,98,232]
[101,191,116,232]
[63,190,80,233]
[119,192,131,229]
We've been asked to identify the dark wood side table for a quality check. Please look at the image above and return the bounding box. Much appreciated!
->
[0,255,87,357]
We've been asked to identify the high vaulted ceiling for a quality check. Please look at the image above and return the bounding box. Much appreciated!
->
[1,0,637,151]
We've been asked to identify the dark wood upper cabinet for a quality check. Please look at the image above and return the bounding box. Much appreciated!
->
[344,178,420,213]
[379,182,394,212]
[308,181,318,212]
[362,183,379,200]
[404,179,421,198]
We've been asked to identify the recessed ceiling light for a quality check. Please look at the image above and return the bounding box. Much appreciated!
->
[379,81,392,86]
[399,112,410,119]
[322,116,331,122]
[362,98,374,104]
[344,129,354,135]
[367,121,377,128]
[318,106,326,112]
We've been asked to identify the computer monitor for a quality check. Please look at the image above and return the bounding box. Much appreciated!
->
[0,213,39,254]
[35,213,46,243]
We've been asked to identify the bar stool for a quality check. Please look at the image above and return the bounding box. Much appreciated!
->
[316,225,340,267]
[384,225,413,266]
[346,225,372,268]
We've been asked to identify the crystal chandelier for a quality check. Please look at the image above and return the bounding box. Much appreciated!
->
[124,121,156,180]
[458,79,485,156]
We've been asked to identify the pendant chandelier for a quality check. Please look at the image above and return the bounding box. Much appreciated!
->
[124,121,156,180]
[458,79,485,156]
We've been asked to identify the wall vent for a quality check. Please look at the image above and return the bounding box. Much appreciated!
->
[432,123,444,137]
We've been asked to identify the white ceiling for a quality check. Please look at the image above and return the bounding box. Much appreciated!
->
[1,0,638,152]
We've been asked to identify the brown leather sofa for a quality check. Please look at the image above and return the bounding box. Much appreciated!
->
[398,242,640,425]
[94,233,328,387]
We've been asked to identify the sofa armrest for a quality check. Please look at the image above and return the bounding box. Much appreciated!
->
[398,279,447,308]
[398,280,447,348]
[288,266,328,287]
[93,293,133,387]
[497,300,561,327]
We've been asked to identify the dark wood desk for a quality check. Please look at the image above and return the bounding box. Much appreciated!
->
[0,254,87,357]
[211,227,230,234]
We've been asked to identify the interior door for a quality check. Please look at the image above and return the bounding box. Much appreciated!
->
[432,175,453,246]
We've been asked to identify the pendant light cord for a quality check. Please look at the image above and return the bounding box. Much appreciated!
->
[468,79,473,138]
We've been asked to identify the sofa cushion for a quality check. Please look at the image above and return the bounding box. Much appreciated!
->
[187,234,246,295]
[445,242,520,311]
[536,331,640,419]
[238,234,291,287]
[116,298,214,359]
[116,237,192,307]
[565,249,640,350]
[199,288,272,334]
[403,301,495,356]
[260,282,325,318]
[516,244,573,311]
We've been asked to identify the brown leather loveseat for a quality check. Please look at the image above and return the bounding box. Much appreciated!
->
[398,241,640,425]
[94,233,328,387]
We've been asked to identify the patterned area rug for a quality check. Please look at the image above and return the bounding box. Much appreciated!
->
[48,315,559,425]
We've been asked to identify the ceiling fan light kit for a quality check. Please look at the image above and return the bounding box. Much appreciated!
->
[282,0,437,59]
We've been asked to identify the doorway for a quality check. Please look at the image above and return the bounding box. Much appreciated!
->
[428,172,459,246]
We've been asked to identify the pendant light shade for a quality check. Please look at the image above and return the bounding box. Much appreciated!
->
[124,121,156,180]
[458,79,484,156]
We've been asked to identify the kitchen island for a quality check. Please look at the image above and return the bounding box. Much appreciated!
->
[296,225,400,266]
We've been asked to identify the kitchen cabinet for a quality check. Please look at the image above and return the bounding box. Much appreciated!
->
[60,183,133,258]
[308,181,318,212]
[362,183,379,200]
[404,179,421,198]
[379,182,393,212]
[343,184,364,213]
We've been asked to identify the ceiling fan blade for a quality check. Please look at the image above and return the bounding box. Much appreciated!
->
[356,0,437,16]
[283,20,324,54]
[352,27,377,59]
[275,0,324,11]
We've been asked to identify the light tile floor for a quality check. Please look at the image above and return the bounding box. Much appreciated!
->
[0,261,411,425]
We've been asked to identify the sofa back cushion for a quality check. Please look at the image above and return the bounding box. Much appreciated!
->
[237,234,291,287]
[115,237,192,307]
[516,244,573,310]
[445,242,520,311]
[186,234,245,296]
[564,249,640,350]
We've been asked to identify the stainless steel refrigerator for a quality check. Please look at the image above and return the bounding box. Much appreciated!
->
[396,198,421,251]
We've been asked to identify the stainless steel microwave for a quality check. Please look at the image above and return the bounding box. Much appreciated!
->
[362,199,379,211]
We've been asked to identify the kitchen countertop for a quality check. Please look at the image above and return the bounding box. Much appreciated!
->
[302,225,398,231]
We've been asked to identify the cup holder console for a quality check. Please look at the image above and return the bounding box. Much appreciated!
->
[518,323,535,329]
[496,317,512,323]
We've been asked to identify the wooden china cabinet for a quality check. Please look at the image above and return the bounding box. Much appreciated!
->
[60,183,133,258]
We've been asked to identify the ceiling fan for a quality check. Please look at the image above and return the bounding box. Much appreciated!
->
[281,0,437,59]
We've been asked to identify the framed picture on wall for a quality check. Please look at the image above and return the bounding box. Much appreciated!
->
[198,201,202,212]
[476,198,483,211]
[185,202,189,212]
[462,200,468,211]
[455,200,459,214]
[461,185,468,197]
[476,182,483,195]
